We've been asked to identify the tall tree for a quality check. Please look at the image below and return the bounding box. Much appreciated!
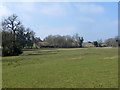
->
[72,34,79,47]
[34,37,42,48]
[97,39,102,47]
[16,25,26,48]
[25,28,35,48]
[79,37,84,48]
[2,14,22,55]
[93,41,98,47]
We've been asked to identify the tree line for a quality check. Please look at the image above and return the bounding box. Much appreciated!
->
[92,36,119,47]
[105,36,119,47]
[1,14,119,56]
[44,34,84,48]
[1,14,84,56]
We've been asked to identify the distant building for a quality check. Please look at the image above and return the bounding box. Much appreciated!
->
[39,42,48,45]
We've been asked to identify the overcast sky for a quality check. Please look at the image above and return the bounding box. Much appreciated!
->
[0,2,118,42]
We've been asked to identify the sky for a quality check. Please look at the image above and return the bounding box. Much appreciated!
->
[0,2,118,42]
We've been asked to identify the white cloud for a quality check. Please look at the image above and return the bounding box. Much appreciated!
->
[14,3,36,13]
[75,3,104,14]
[7,3,37,23]
[0,5,12,20]
[12,3,66,18]
[38,4,66,16]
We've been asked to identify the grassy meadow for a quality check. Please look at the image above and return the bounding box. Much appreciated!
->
[2,48,118,88]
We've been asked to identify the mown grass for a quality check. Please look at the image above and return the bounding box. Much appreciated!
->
[2,48,118,88]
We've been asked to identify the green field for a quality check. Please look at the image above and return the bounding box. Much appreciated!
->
[2,48,118,88]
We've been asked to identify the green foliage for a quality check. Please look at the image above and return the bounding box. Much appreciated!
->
[82,43,94,47]
[93,41,98,47]
[105,36,118,47]
[2,31,22,56]
[2,42,22,56]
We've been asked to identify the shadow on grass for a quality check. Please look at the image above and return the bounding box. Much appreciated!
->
[21,50,59,56]
[22,49,40,51]
[3,50,59,63]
